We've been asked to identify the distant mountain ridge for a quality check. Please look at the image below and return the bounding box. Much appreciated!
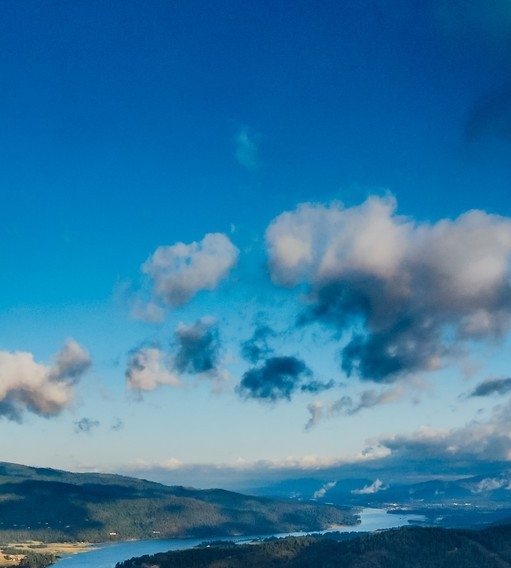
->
[255,470,511,505]
[252,470,511,527]
[0,462,356,542]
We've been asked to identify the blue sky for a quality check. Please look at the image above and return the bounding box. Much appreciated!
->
[2,0,511,489]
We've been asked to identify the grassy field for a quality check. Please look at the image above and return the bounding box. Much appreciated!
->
[0,542,92,567]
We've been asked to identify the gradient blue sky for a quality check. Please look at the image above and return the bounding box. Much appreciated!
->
[2,0,511,489]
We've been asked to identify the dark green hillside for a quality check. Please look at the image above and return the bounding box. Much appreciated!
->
[116,524,511,568]
[0,463,356,542]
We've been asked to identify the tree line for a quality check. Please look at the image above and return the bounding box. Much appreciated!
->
[116,523,511,568]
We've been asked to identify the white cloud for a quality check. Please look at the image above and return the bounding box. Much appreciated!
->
[471,477,511,493]
[266,195,409,287]
[127,457,184,472]
[131,301,165,323]
[377,399,511,463]
[312,481,337,499]
[266,195,511,380]
[142,233,239,308]
[117,449,394,490]
[351,478,387,495]
[125,347,180,392]
[0,340,91,421]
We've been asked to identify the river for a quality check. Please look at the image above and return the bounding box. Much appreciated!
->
[53,508,424,568]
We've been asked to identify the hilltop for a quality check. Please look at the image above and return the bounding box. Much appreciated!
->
[0,462,356,542]
[116,523,511,568]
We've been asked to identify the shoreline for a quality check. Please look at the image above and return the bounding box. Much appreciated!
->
[0,542,95,567]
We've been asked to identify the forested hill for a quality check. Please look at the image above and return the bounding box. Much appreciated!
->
[116,523,511,568]
[0,462,356,542]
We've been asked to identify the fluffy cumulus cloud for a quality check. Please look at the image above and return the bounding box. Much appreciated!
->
[125,347,180,392]
[266,195,511,382]
[237,356,333,402]
[142,233,239,309]
[0,340,91,422]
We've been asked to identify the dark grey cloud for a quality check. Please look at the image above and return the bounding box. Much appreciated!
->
[237,356,332,402]
[74,417,100,434]
[469,377,511,398]
[0,398,26,423]
[266,196,511,382]
[173,318,220,375]
[300,378,335,393]
[240,325,275,364]
[340,324,446,382]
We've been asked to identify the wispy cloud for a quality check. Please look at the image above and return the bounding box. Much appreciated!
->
[234,127,260,170]
[131,301,165,324]
[111,417,124,431]
[471,476,511,494]
[266,195,511,382]
[351,478,387,495]
[240,324,276,364]
[312,481,337,500]
[305,383,412,430]
[74,417,100,434]
[0,340,91,422]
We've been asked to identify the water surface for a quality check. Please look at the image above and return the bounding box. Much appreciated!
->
[54,508,424,568]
